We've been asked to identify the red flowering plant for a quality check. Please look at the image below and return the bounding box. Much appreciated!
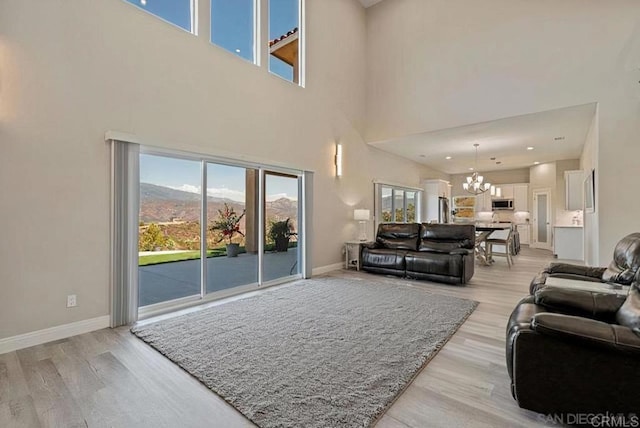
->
[210,203,246,245]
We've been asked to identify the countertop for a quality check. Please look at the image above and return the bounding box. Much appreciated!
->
[475,222,512,230]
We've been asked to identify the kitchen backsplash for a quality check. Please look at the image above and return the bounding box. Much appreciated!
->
[476,210,530,224]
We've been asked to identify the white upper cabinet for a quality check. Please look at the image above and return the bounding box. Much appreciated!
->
[565,170,584,211]
[513,184,529,212]
[475,191,492,211]
[500,185,514,199]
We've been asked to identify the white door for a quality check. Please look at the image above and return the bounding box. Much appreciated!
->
[532,189,552,250]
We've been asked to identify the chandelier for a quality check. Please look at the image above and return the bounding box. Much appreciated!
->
[463,144,493,195]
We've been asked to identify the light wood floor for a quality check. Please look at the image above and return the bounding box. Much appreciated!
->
[0,247,556,428]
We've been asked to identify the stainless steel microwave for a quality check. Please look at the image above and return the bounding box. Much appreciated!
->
[492,199,514,210]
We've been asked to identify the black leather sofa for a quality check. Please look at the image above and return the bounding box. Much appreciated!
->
[507,276,640,415]
[361,223,475,285]
[530,232,640,294]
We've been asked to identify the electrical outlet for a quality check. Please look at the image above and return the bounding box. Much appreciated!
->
[67,294,77,308]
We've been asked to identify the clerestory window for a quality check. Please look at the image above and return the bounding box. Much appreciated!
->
[124,0,197,34]
[268,0,301,84]
[210,0,256,63]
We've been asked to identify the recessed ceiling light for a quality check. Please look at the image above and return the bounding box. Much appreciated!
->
[534,161,540,165]
[235,49,241,53]
[527,147,534,151]
[445,156,452,160]
[140,0,146,4]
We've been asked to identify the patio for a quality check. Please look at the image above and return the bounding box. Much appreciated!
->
[139,250,299,307]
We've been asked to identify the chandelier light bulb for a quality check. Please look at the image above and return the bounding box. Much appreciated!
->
[462,144,491,195]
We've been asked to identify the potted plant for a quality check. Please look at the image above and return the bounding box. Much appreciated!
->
[210,203,245,257]
[268,218,296,252]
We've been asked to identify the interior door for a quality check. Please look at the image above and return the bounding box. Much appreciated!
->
[532,189,552,250]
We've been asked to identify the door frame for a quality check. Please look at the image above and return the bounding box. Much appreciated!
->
[531,188,552,250]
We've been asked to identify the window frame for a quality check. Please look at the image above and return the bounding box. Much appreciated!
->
[374,182,422,230]
[123,0,198,35]
[267,0,305,86]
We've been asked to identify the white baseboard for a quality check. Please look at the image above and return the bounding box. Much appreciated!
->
[0,315,111,355]
[312,262,344,276]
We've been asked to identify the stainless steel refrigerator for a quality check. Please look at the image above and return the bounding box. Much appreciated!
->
[438,197,450,223]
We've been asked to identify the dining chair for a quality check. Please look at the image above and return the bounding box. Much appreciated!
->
[486,228,514,268]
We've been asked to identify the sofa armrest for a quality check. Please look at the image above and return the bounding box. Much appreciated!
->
[544,262,606,279]
[534,287,627,319]
[361,242,379,250]
[450,248,472,256]
[531,313,640,355]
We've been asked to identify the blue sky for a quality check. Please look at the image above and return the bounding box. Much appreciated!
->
[140,155,299,201]
[126,0,298,80]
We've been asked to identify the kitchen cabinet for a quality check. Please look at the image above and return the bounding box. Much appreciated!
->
[513,184,529,212]
[516,224,530,245]
[476,191,493,212]
[565,170,584,211]
[554,226,584,261]
[500,185,514,199]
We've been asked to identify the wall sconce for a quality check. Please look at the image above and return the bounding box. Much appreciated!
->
[354,209,371,241]
[335,143,343,177]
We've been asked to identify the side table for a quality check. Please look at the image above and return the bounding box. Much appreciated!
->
[344,241,373,271]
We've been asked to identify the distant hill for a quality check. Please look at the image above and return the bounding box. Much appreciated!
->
[140,183,201,202]
[139,183,297,226]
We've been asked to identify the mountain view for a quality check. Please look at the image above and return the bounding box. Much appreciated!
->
[139,183,298,251]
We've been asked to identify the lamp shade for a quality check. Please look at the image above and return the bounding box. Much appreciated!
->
[354,209,371,221]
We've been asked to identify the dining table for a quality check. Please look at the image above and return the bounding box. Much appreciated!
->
[474,222,512,266]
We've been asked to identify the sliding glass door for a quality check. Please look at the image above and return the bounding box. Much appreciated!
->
[138,154,202,307]
[263,172,301,282]
[137,151,304,312]
[206,163,259,293]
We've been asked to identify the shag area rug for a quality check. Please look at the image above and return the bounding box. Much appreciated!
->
[131,276,478,427]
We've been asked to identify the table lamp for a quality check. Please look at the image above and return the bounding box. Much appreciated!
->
[354,209,371,241]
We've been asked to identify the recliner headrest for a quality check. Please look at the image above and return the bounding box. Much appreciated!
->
[420,224,475,248]
[376,223,420,250]
[603,233,640,284]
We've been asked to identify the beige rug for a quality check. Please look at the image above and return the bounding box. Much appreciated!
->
[132,276,478,427]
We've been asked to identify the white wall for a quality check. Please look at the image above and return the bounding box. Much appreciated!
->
[0,0,440,339]
[581,110,599,266]
[366,0,640,264]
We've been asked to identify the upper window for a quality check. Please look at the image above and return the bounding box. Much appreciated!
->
[210,0,255,62]
[268,0,300,84]
[125,0,196,33]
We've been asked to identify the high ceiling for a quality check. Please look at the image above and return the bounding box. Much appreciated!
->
[359,0,386,8]
[368,103,596,175]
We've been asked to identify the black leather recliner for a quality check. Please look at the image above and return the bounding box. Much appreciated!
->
[530,232,640,294]
[361,223,475,285]
[360,223,420,277]
[507,276,640,414]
